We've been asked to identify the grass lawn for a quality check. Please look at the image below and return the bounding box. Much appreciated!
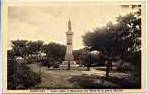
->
[27,63,139,89]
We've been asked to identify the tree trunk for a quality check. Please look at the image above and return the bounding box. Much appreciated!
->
[39,63,41,78]
[106,66,109,80]
[87,61,90,71]
[47,64,50,69]
[14,57,17,89]
[87,66,90,71]
[68,61,70,70]
[105,60,112,80]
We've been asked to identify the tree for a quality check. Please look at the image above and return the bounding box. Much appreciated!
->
[83,5,141,79]
[11,40,28,58]
[11,40,44,64]
[119,4,141,86]
[27,40,44,56]
[73,48,86,65]
[7,50,41,89]
[42,42,66,67]
[79,48,95,71]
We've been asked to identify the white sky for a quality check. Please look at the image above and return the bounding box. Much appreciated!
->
[8,2,133,49]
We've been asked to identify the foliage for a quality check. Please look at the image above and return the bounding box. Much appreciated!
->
[83,11,141,62]
[42,42,66,66]
[35,83,75,89]
[69,74,120,89]
[79,49,95,71]
[27,40,44,56]
[7,50,41,89]
[83,5,141,83]
[11,40,44,60]
[73,49,84,61]
[11,40,28,58]
[73,48,105,68]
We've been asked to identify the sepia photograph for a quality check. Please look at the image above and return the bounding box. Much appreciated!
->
[3,0,145,93]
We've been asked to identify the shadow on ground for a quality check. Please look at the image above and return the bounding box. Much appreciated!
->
[68,74,141,89]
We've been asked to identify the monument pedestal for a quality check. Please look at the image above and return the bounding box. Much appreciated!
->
[60,61,79,69]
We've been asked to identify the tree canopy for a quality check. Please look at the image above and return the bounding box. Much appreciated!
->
[83,10,141,61]
[42,42,66,62]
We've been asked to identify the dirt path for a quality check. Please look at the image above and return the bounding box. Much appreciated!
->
[27,63,106,87]
[27,63,132,89]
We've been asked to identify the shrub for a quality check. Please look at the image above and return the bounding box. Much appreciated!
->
[116,62,132,72]
[35,83,74,89]
[7,58,41,89]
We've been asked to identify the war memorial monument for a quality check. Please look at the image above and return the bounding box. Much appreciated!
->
[61,19,79,69]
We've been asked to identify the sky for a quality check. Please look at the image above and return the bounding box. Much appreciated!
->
[8,2,133,50]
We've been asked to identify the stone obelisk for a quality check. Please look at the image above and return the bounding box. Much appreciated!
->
[65,19,74,61]
[61,19,78,69]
